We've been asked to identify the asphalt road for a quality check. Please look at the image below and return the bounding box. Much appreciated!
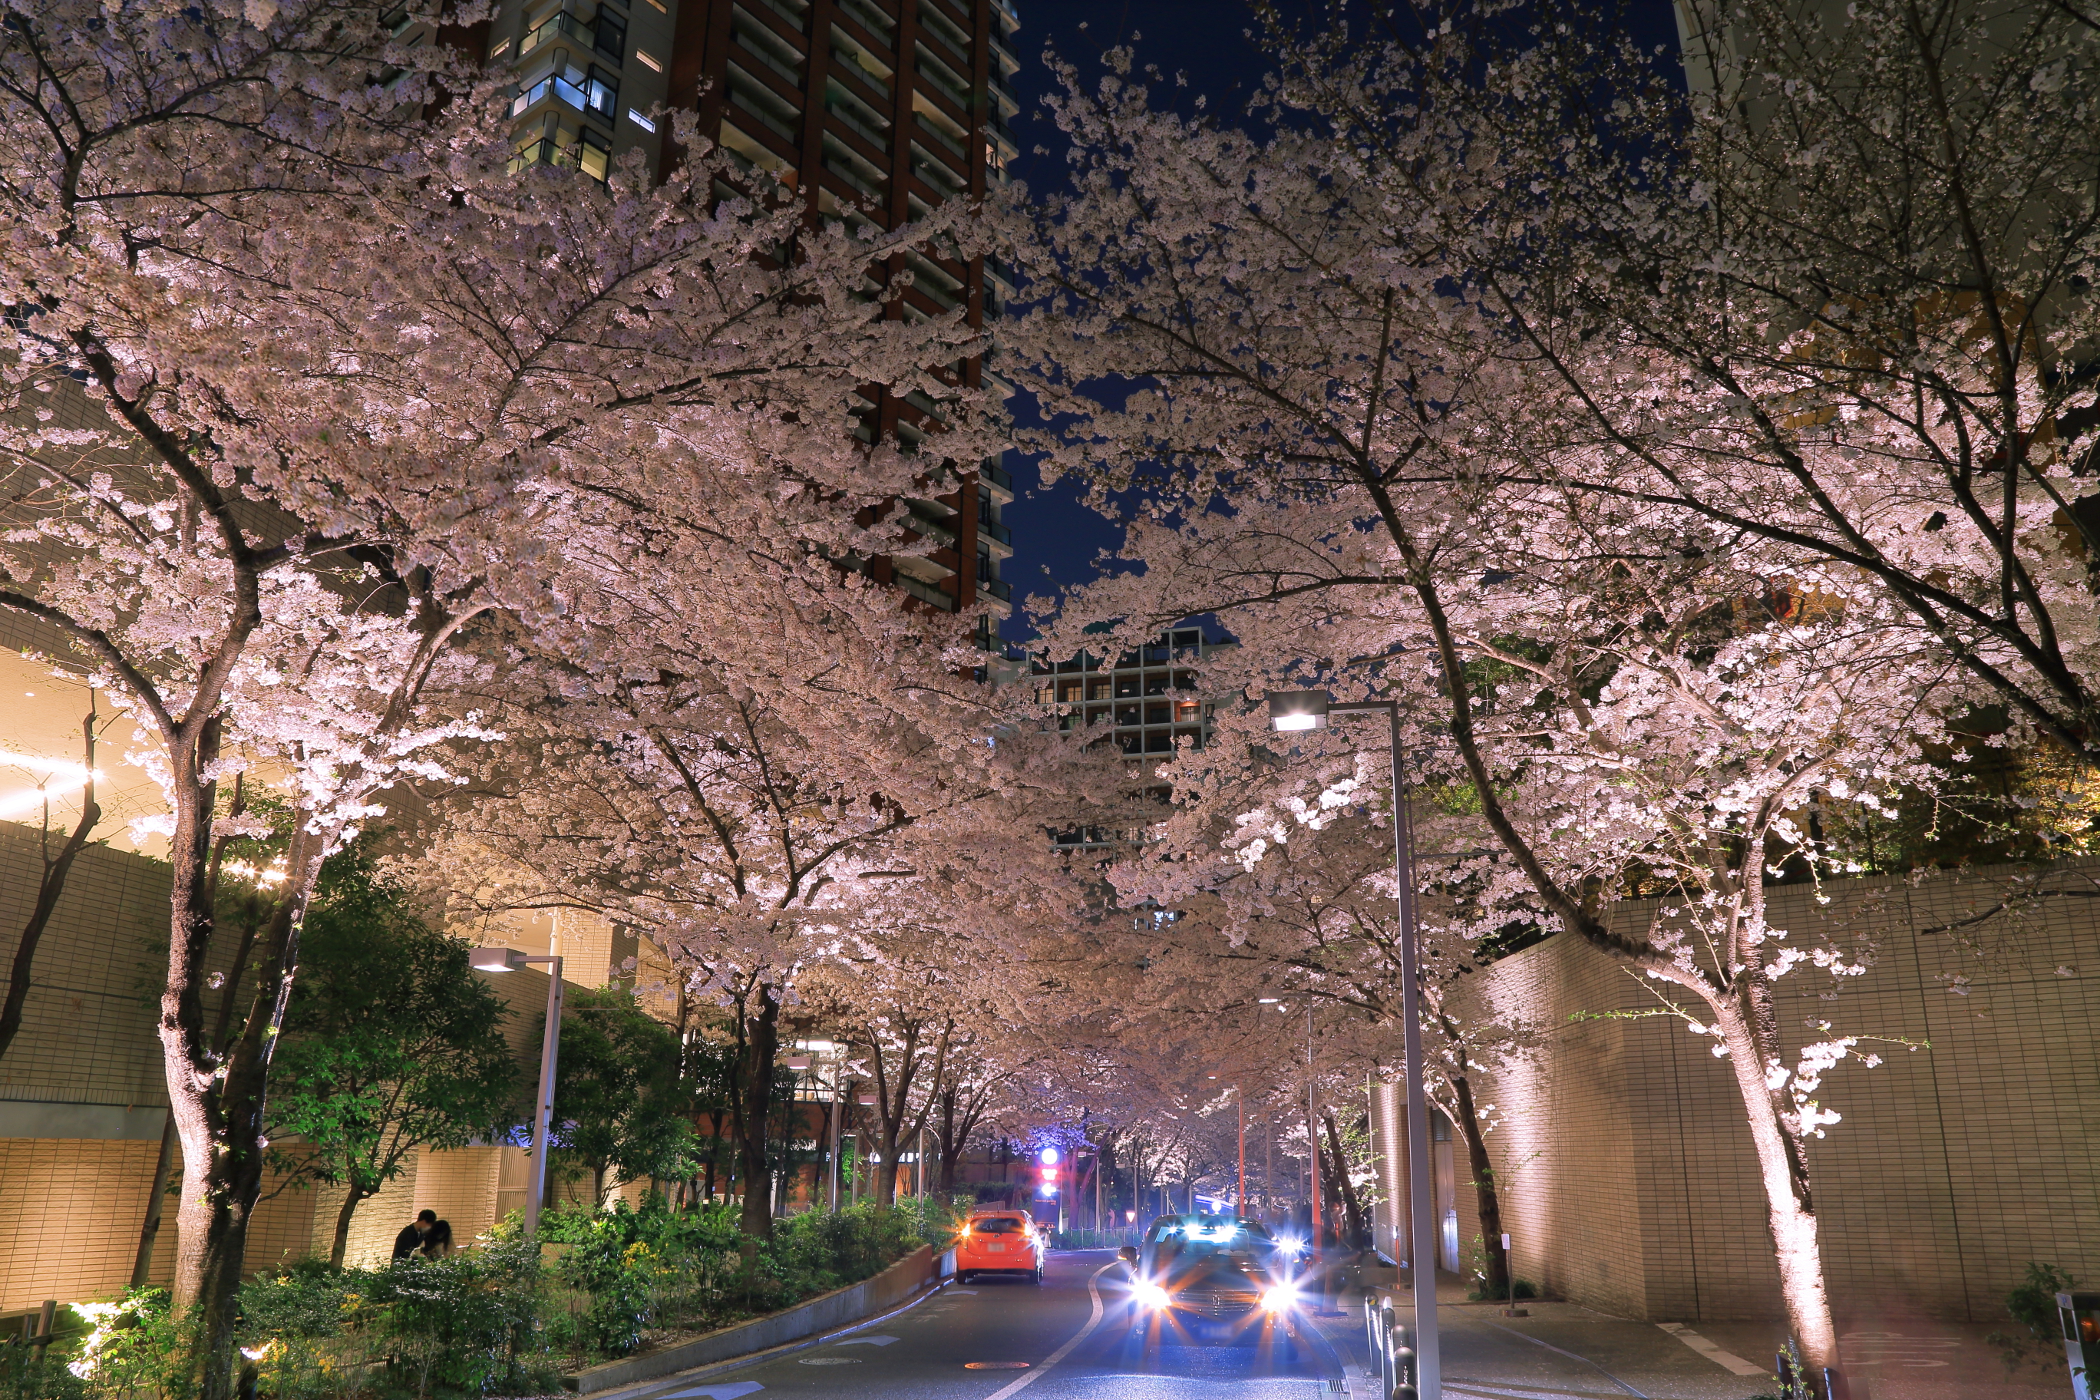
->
[609,1249,1342,1400]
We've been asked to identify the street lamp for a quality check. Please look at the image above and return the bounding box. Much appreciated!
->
[1267,688,1442,1400]
[468,945,564,1240]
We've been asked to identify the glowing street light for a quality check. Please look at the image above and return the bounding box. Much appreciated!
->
[468,945,563,1240]
[1267,688,1442,1400]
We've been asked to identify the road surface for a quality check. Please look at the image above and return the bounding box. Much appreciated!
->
[606,1249,1340,1400]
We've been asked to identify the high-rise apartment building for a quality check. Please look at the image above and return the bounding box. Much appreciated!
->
[483,0,1019,631]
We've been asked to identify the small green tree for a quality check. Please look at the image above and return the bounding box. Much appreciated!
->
[268,842,520,1265]
[549,989,695,1203]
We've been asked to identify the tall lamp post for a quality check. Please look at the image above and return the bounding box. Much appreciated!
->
[1267,689,1441,1400]
[468,945,564,1240]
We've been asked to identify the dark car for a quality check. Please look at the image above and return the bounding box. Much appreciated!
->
[1117,1214,1304,1355]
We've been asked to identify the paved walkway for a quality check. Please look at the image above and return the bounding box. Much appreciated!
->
[1307,1271,2071,1400]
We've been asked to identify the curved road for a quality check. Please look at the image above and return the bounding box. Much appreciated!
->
[611,1250,1341,1400]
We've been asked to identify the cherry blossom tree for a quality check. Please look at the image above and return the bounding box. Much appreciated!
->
[418,593,1102,1235]
[0,0,991,1384]
[997,42,1972,1375]
[1269,0,2100,770]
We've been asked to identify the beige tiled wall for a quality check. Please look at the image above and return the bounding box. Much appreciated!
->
[0,1138,173,1308]
[0,825,173,1111]
[1462,860,2100,1323]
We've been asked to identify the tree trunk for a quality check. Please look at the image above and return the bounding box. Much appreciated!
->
[131,1112,180,1287]
[937,1087,958,1194]
[329,1188,366,1269]
[1408,572,1841,1376]
[734,988,780,1240]
[1320,1111,1368,1248]
[166,808,327,1400]
[0,713,100,1063]
[1447,1071,1508,1295]
[874,1121,901,1206]
[1713,995,1838,1376]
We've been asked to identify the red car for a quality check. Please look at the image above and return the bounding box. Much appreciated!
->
[954,1210,1044,1284]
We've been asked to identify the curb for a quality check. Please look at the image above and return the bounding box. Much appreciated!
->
[568,1245,944,1396]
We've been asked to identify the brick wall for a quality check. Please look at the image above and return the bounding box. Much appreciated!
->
[1457,860,2100,1322]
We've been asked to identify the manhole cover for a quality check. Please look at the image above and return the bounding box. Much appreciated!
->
[798,1357,862,1365]
[963,1362,1031,1370]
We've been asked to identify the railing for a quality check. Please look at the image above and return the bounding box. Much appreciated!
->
[825,96,890,150]
[1054,1227,1139,1250]
[911,148,963,198]
[519,10,590,59]
[916,52,969,110]
[508,136,610,183]
[915,113,965,160]
[511,71,585,118]
[979,576,1011,601]
[903,503,957,544]
[980,459,1013,494]
[895,572,955,611]
[823,153,884,199]
[756,0,809,30]
[737,31,804,84]
[978,516,1010,545]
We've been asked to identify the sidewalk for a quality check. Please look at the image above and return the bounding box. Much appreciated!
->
[1309,1271,2072,1400]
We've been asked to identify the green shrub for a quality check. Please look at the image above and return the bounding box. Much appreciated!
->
[67,1290,191,1400]
[1989,1262,2079,1378]
[0,1344,89,1400]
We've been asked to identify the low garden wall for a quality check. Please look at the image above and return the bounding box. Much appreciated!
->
[568,1244,938,1394]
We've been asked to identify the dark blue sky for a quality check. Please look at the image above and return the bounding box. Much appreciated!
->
[994,2,1279,640]
[992,1,1677,641]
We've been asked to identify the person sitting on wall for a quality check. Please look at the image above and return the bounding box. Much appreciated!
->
[393,1209,437,1260]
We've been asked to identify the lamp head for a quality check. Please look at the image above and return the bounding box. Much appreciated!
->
[467,946,527,973]
[1266,690,1332,732]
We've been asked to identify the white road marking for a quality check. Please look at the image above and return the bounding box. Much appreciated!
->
[952,1288,980,1294]
[656,1386,763,1399]
[834,1335,898,1347]
[1655,1321,1770,1376]
[978,1263,1115,1400]
[797,1357,861,1365]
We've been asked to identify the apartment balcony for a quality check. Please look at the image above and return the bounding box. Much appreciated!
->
[510,66,618,129]
[518,8,624,65]
[895,571,956,612]
[979,459,1014,502]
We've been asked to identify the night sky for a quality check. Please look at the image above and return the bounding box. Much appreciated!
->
[993,1,1279,642]
[992,0,1679,642]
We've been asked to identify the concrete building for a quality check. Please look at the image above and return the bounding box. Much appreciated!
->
[483,0,1020,632]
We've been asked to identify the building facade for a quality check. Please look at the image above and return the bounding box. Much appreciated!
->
[485,0,1019,631]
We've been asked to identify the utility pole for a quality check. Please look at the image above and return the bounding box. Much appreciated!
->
[1308,1002,1321,1250]
[827,1084,843,1212]
[1237,1092,1246,1217]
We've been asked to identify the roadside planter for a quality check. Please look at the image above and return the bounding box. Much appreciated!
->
[565,1247,937,1394]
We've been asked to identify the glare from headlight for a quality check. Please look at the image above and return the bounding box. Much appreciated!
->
[1260,1285,1297,1313]
[1132,1280,1171,1310]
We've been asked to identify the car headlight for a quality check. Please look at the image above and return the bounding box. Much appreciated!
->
[1132,1280,1171,1310]
[1260,1284,1297,1313]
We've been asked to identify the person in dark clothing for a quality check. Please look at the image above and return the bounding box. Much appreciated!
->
[393,1209,437,1260]
[421,1219,454,1259]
